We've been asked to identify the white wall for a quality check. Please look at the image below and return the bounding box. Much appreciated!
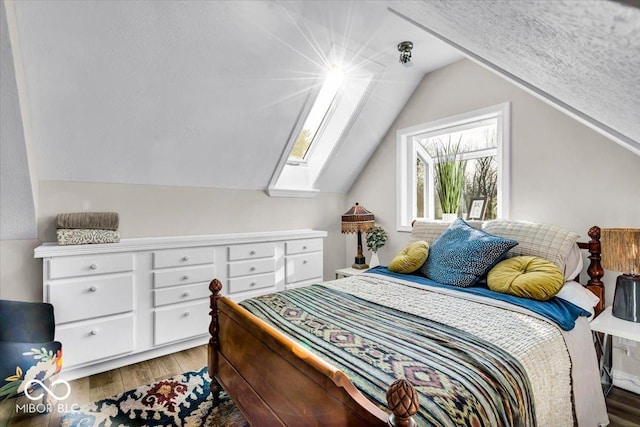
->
[346,58,640,390]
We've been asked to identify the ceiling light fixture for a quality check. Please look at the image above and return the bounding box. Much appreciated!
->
[398,41,414,66]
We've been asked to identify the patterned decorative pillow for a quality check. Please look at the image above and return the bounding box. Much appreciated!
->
[409,219,483,245]
[421,218,518,287]
[389,241,429,273]
[487,256,565,301]
[482,220,579,270]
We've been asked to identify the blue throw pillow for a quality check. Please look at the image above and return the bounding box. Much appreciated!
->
[421,218,518,287]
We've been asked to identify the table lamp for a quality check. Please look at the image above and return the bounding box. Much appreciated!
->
[341,203,375,269]
[601,228,640,322]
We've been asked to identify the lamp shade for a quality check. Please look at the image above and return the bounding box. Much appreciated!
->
[601,228,640,275]
[341,203,375,234]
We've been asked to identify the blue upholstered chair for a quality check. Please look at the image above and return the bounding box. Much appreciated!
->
[0,300,62,401]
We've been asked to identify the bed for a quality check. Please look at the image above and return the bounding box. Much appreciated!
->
[207,220,609,426]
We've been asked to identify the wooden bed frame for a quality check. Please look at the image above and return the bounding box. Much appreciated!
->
[208,225,605,426]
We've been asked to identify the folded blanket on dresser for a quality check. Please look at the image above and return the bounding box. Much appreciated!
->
[56,212,119,230]
[56,229,120,245]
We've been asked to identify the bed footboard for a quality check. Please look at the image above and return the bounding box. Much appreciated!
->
[207,279,418,427]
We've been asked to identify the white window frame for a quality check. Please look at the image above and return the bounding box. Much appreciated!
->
[267,56,382,198]
[396,102,511,231]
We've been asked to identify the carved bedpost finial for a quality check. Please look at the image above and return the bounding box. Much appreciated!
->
[588,225,601,241]
[386,379,419,427]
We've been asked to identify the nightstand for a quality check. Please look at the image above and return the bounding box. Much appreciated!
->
[590,306,640,396]
[335,267,368,279]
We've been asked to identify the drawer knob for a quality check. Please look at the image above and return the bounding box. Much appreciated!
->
[250,282,256,287]
[303,260,308,264]
[184,311,191,317]
[182,275,190,280]
[90,329,98,336]
[182,291,190,297]
[250,266,256,271]
[89,286,98,292]
[250,250,256,255]
[303,245,307,250]
[182,256,189,262]
[89,264,98,270]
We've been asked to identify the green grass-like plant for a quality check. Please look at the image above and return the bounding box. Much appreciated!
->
[435,137,467,215]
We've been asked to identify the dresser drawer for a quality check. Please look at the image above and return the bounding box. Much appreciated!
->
[228,242,275,261]
[286,238,322,255]
[228,258,275,278]
[228,272,276,294]
[48,275,134,324]
[154,283,210,307]
[153,265,215,289]
[154,301,209,345]
[286,252,323,284]
[55,315,134,368]
[153,247,214,269]
[49,253,134,279]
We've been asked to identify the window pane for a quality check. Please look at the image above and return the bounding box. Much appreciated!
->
[416,157,425,218]
[288,69,343,161]
[462,156,498,220]
[418,120,497,156]
[416,120,498,220]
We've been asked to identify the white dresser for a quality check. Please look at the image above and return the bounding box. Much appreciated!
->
[35,229,326,380]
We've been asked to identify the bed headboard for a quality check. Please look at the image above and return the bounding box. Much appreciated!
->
[410,220,606,316]
[577,225,605,316]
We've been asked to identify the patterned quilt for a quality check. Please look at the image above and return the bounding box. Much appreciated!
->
[241,278,555,427]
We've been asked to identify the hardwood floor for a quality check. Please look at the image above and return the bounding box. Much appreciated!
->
[607,387,640,427]
[1,344,639,426]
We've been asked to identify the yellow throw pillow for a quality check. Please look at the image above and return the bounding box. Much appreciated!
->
[488,256,565,301]
[389,241,429,274]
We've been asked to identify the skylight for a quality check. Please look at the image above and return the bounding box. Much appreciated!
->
[288,66,345,162]
[267,56,380,198]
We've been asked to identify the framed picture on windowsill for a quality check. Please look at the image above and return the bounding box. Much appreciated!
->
[467,197,487,220]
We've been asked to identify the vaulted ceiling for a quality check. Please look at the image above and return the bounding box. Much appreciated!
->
[391,0,640,155]
[1,0,638,240]
[3,0,461,193]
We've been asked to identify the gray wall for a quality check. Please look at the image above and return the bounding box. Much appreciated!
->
[346,58,640,389]
[0,181,346,301]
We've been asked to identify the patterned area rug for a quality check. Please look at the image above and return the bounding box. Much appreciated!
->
[60,367,248,427]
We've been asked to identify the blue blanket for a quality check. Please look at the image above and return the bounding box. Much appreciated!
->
[367,266,589,331]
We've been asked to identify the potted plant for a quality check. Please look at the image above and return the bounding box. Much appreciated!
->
[434,137,467,221]
[366,225,388,267]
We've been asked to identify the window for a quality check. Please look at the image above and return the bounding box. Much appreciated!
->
[287,66,344,163]
[268,58,380,197]
[396,103,510,231]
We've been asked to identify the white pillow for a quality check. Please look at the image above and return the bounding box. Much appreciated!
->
[563,243,584,280]
[555,280,600,317]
